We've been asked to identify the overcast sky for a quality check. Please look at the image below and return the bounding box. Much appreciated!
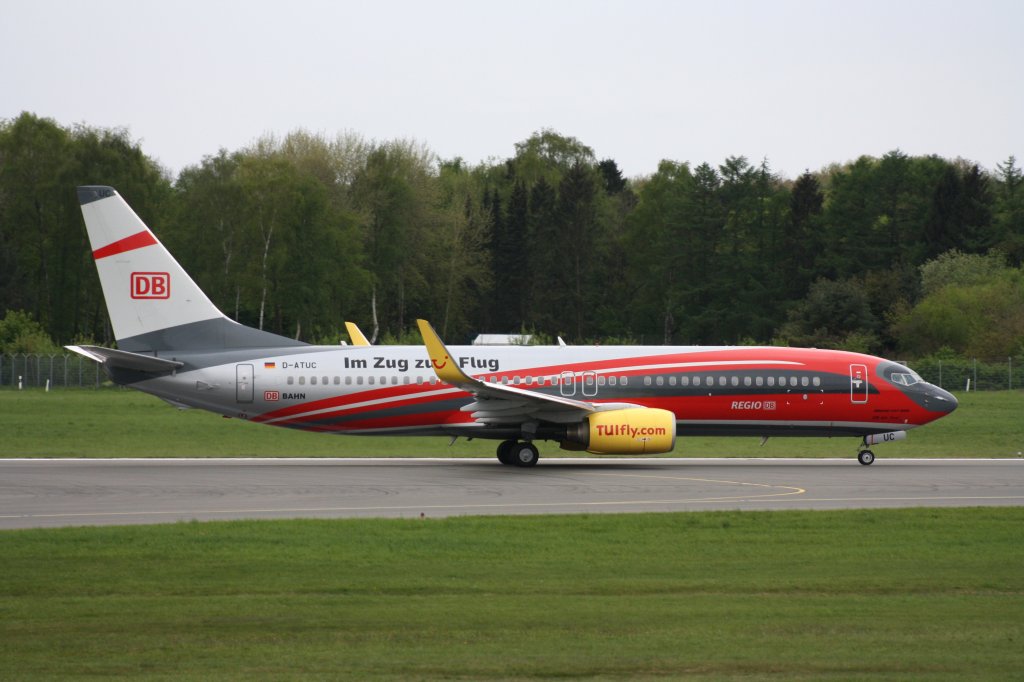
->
[2,0,1021,180]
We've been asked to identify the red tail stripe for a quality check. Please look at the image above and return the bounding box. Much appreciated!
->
[93,230,158,260]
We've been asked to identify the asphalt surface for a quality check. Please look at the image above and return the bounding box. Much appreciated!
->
[1,458,1023,529]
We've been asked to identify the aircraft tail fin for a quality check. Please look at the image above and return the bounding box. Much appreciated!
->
[78,186,305,352]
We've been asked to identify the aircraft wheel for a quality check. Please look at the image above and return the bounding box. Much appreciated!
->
[512,441,540,467]
[496,440,516,465]
[858,450,875,466]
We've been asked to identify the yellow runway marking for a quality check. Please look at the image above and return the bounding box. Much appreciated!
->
[592,471,807,502]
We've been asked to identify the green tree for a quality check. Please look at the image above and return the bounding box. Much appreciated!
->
[0,309,60,353]
[622,160,694,343]
[555,161,603,340]
[779,278,880,351]
[433,161,491,337]
[994,156,1024,265]
[350,142,439,338]
[0,114,74,339]
[784,171,825,300]
[919,249,1008,296]
[509,129,595,188]
[597,158,627,194]
[490,180,528,331]
[892,251,1024,356]
[170,150,250,320]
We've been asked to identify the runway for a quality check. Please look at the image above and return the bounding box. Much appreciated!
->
[2,458,1023,529]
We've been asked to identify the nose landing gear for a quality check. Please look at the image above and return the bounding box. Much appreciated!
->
[857,448,875,466]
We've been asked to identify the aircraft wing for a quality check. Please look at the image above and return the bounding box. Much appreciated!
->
[416,319,636,425]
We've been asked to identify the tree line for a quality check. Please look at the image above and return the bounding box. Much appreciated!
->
[1,111,1022,359]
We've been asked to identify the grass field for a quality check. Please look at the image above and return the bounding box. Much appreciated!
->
[2,508,1022,680]
[1,387,1022,458]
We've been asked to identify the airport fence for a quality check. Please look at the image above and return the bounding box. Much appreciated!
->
[1,352,1022,392]
[1,353,104,389]
[901,356,1022,392]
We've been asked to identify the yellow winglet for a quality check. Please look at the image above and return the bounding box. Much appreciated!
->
[345,321,371,346]
[416,319,473,386]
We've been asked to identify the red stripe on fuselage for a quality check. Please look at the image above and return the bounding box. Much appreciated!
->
[92,230,158,260]
[271,389,466,429]
[285,409,474,434]
[252,382,455,423]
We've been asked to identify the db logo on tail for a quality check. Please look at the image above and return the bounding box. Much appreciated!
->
[131,272,170,299]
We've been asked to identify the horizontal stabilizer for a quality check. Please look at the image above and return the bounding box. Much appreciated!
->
[65,345,184,373]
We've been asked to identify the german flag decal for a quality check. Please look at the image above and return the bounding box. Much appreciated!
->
[264,362,276,369]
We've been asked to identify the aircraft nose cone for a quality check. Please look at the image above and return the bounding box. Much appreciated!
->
[928,387,958,413]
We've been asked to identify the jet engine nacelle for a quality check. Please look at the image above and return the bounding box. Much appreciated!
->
[560,407,677,455]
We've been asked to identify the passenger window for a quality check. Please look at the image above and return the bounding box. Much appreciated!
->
[756,376,764,387]
[311,377,317,386]
[813,377,821,387]
[287,376,294,385]
[357,376,363,385]
[299,376,306,386]
[368,377,375,385]
[744,376,752,387]
[391,376,398,385]
[621,377,628,386]
[767,377,774,387]
[345,376,352,385]
[669,376,676,386]
[694,376,701,386]
[801,377,809,387]
[790,377,798,387]
[609,376,617,386]
[731,376,739,387]
[644,376,652,386]
[598,376,606,386]
[403,376,410,385]
[416,376,424,385]
[322,376,328,385]
[719,376,726,387]
[429,377,437,385]
[333,376,340,385]
[656,376,664,386]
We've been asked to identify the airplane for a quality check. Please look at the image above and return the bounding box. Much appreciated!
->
[67,186,958,467]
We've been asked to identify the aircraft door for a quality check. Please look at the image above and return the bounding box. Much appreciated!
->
[236,364,254,403]
[559,371,576,397]
[581,370,598,397]
[850,364,868,404]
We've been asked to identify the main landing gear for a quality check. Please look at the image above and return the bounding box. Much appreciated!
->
[497,439,539,467]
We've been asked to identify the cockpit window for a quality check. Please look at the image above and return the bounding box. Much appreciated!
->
[890,370,923,386]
